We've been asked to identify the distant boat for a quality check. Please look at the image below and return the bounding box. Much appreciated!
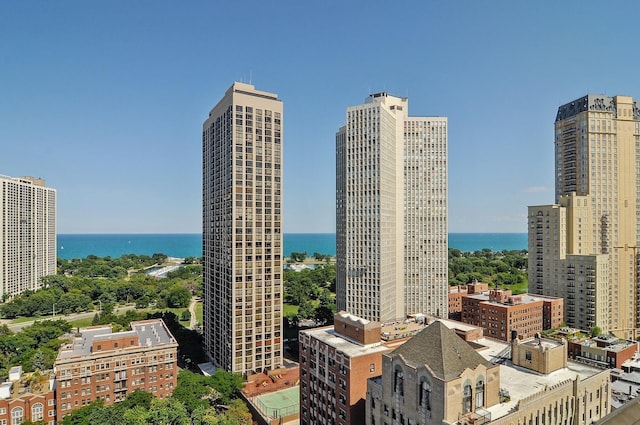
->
[61,246,64,249]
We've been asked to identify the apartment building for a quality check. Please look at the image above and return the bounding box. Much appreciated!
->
[448,283,490,320]
[367,320,611,425]
[54,319,178,422]
[529,94,640,338]
[460,288,563,342]
[0,175,56,300]
[299,312,433,425]
[202,82,284,375]
[336,92,448,323]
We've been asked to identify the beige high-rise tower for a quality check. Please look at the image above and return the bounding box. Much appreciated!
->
[202,83,283,374]
[0,175,56,300]
[529,94,640,337]
[336,92,448,323]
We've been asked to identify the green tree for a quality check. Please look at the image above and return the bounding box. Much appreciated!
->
[166,286,192,308]
[590,326,602,337]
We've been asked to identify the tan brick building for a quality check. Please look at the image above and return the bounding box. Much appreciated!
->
[529,94,640,338]
[460,288,563,341]
[54,319,178,422]
[367,321,611,425]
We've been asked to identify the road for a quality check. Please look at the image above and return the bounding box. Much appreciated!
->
[1,305,137,332]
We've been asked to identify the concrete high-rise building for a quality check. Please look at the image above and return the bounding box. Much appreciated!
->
[202,82,283,374]
[0,175,56,300]
[529,94,640,338]
[336,92,448,323]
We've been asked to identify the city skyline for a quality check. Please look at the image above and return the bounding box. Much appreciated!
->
[2,3,640,234]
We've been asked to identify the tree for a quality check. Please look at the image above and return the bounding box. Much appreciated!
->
[146,398,190,425]
[210,369,244,404]
[290,251,307,262]
[166,286,192,308]
[590,326,602,338]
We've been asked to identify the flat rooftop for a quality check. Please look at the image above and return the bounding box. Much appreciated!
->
[474,338,605,421]
[301,327,391,358]
[57,319,176,360]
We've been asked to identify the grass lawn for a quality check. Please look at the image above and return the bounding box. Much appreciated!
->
[195,302,203,326]
[146,307,190,327]
[68,317,94,328]
[283,304,299,316]
[10,315,53,324]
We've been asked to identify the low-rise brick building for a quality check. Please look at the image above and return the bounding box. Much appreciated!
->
[449,283,490,320]
[461,289,563,341]
[0,367,56,425]
[54,319,178,422]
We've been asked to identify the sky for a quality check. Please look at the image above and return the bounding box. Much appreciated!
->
[1,2,640,234]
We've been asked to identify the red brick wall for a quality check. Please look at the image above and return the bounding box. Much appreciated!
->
[0,392,55,424]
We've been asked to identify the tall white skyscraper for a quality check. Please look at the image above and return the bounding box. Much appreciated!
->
[0,175,56,300]
[202,82,283,374]
[336,92,448,323]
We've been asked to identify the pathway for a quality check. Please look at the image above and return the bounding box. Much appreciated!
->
[188,296,198,329]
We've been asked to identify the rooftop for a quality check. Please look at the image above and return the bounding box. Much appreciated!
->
[57,319,177,360]
[301,326,391,358]
[0,372,53,400]
[391,321,493,381]
[474,337,607,420]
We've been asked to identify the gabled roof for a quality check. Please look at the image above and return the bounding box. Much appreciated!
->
[391,320,493,381]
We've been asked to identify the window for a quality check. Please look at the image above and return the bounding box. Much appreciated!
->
[394,367,404,396]
[419,377,431,411]
[32,403,44,421]
[462,382,472,414]
[11,407,23,425]
[475,378,485,408]
[370,363,375,373]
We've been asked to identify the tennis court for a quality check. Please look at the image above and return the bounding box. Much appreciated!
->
[255,386,300,419]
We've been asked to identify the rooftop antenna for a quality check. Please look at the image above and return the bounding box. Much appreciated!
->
[249,69,253,85]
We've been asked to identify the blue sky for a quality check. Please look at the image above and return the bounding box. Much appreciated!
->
[1,2,639,234]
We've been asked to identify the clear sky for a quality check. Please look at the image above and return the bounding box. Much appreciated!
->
[2,2,639,234]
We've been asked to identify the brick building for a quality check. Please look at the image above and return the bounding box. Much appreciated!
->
[299,312,428,425]
[548,329,639,369]
[0,367,56,425]
[461,289,563,341]
[54,319,178,422]
[448,283,489,320]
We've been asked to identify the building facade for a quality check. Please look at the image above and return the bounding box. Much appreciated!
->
[460,288,563,342]
[529,94,640,337]
[298,312,438,425]
[299,312,391,425]
[54,319,178,422]
[336,92,448,323]
[0,367,56,425]
[203,82,283,374]
[0,175,56,300]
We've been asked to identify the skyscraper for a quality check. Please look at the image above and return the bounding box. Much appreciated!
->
[202,82,283,374]
[336,92,448,323]
[0,175,56,300]
[529,94,640,337]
